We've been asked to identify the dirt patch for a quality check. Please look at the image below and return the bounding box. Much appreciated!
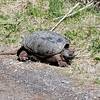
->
[0,50,100,100]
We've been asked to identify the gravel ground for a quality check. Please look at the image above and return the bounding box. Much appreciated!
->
[0,54,100,100]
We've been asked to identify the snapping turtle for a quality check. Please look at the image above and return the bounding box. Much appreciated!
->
[17,31,74,67]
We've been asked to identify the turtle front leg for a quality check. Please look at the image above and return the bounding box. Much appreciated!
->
[45,54,68,67]
[54,54,68,67]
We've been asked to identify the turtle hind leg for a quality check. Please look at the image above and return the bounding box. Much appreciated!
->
[17,46,33,62]
[18,50,29,61]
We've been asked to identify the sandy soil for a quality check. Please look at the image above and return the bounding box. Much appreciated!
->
[0,47,100,100]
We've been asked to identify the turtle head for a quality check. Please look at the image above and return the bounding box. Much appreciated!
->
[62,48,75,60]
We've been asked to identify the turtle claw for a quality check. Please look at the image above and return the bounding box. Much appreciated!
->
[58,61,68,67]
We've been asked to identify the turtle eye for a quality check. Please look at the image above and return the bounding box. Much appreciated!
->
[65,44,69,48]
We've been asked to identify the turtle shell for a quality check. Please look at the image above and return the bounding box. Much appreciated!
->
[22,31,70,57]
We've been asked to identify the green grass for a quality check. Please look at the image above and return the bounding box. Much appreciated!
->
[91,37,100,53]
[26,1,46,17]
[87,28,100,56]
[48,0,64,18]
[94,78,100,85]
[64,30,86,41]
[0,0,100,57]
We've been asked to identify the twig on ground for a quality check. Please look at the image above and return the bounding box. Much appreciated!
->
[50,3,80,31]
[50,2,93,31]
